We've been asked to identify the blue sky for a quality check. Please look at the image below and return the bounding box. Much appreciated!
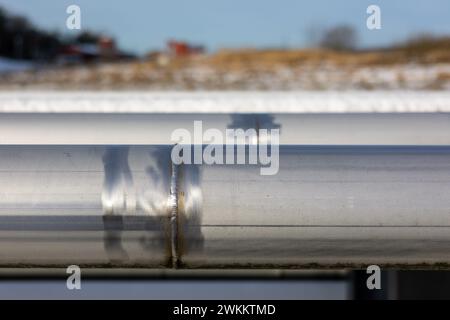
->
[0,0,449,55]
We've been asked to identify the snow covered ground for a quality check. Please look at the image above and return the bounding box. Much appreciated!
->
[0,91,449,113]
[0,61,449,91]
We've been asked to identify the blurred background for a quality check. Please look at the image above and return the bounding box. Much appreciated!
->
[0,0,448,90]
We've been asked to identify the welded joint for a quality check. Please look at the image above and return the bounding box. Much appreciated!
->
[169,161,179,268]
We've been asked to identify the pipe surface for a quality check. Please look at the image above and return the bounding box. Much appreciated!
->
[1,92,449,269]
[0,145,449,268]
[1,113,450,145]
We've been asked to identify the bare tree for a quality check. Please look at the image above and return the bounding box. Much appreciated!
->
[304,24,325,48]
[320,25,358,51]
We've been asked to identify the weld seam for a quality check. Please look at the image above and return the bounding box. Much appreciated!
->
[169,162,179,268]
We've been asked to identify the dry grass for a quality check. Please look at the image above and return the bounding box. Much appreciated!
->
[181,37,450,71]
[1,37,449,90]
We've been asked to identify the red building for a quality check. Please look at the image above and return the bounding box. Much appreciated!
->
[167,40,205,57]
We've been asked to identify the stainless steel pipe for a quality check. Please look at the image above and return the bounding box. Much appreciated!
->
[0,144,449,268]
[1,113,449,145]
[1,91,449,269]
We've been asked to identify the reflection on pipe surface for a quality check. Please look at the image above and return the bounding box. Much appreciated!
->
[0,145,449,268]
